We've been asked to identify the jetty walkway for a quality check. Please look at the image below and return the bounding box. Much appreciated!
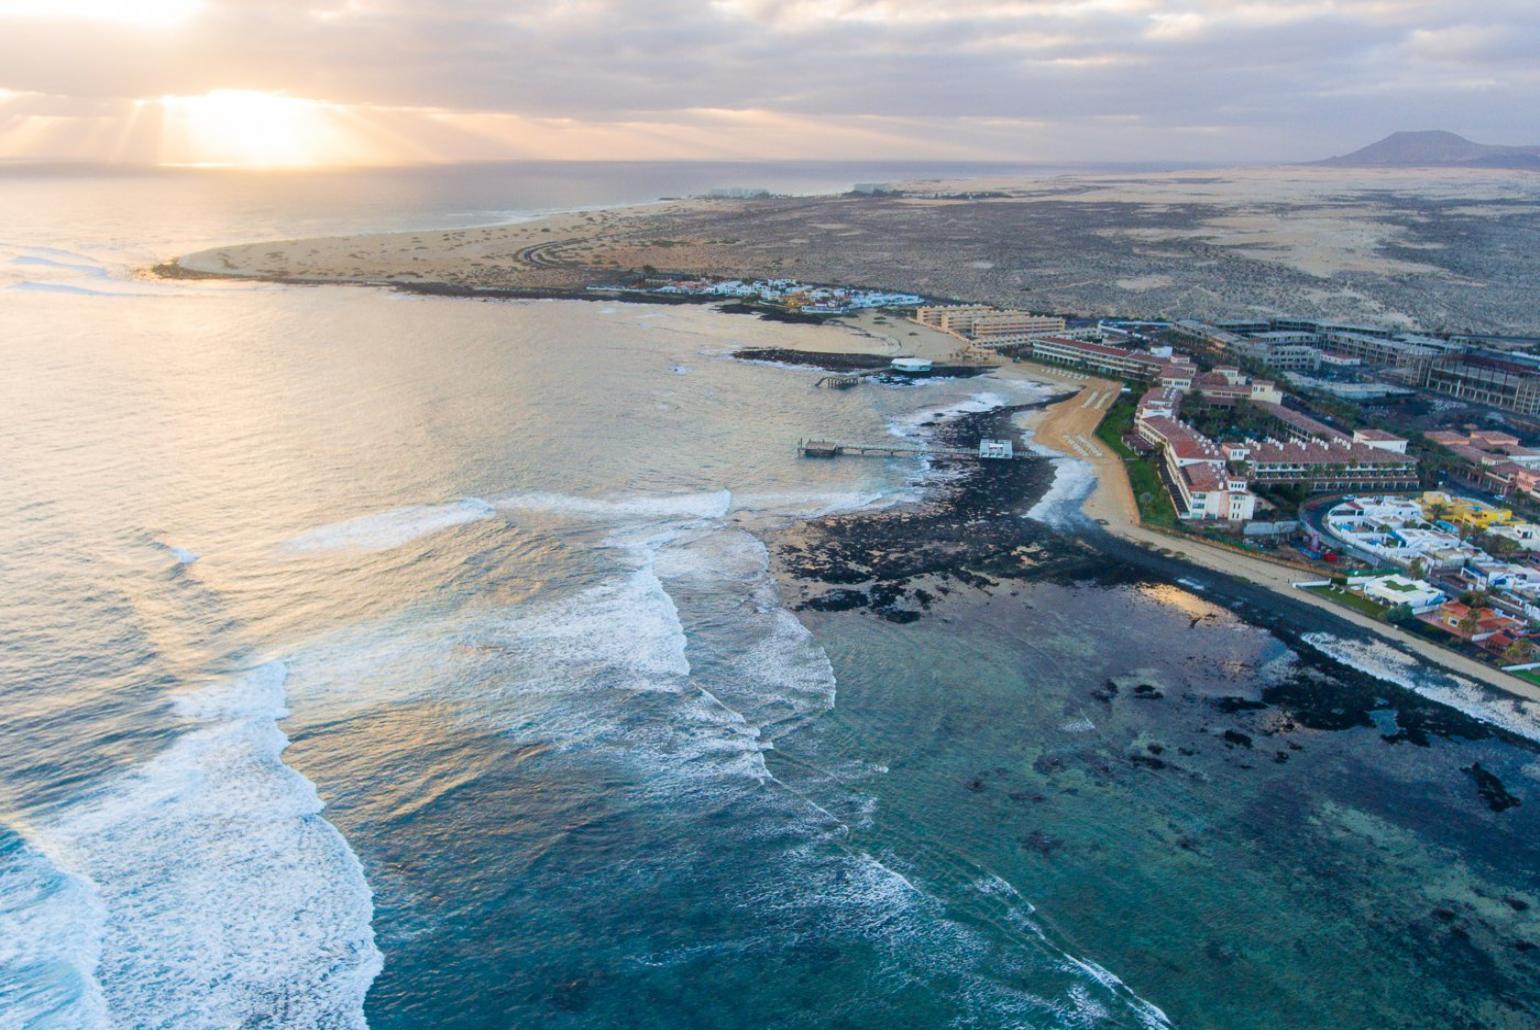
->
[798,439,1018,460]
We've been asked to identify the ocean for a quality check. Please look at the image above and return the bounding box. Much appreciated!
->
[1,163,1537,1029]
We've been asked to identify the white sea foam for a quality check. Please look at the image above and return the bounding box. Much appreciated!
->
[654,528,840,736]
[730,489,902,520]
[12,254,110,277]
[487,560,693,696]
[11,282,138,297]
[148,538,201,565]
[473,544,785,778]
[884,381,1097,527]
[1017,387,1106,529]
[275,487,1163,1026]
[651,526,769,582]
[887,390,1013,441]
[494,489,731,521]
[1301,632,1540,743]
[727,592,840,717]
[283,497,495,554]
[278,515,824,788]
[970,874,1171,1028]
[729,355,833,375]
[283,554,694,723]
[0,843,109,1027]
[465,555,751,781]
[11,663,380,1028]
[744,843,1168,1028]
[1026,451,1097,529]
[1059,953,1172,1029]
[889,378,1055,439]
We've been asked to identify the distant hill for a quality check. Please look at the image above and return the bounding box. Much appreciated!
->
[1318,130,1540,170]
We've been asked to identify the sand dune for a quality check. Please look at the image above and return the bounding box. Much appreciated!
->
[175,166,1540,334]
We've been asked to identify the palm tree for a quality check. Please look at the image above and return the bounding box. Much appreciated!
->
[1503,638,1535,665]
[1487,534,1521,557]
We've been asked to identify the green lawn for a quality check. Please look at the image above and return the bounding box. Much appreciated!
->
[1092,399,1179,529]
[1302,584,1391,619]
[1515,669,1540,687]
[1126,456,1180,529]
[1094,400,1137,459]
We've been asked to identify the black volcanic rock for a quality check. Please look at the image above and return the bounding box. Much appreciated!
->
[1465,763,1522,813]
[1318,130,1540,170]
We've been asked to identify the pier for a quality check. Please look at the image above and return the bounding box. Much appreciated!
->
[798,438,1018,460]
[814,374,864,390]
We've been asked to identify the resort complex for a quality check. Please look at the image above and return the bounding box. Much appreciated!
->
[921,303,1428,523]
[915,305,1067,347]
[1425,429,1540,502]
[602,275,924,315]
[902,304,1540,538]
[1024,335,1191,382]
[905,300,1540,681]
[1173,316,1540,416]
[1130,383,1418,521]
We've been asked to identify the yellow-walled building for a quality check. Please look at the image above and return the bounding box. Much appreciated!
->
[1419,491,1515,529]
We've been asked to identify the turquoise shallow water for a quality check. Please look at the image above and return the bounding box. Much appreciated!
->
[1,167,1538,1028]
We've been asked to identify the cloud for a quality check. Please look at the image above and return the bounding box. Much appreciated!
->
[0,0,1537,163]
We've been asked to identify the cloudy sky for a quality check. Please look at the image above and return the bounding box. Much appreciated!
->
[1,0,1535,166]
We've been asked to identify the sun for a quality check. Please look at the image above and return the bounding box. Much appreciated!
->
[154,90,368,168]
[0,0,202,26]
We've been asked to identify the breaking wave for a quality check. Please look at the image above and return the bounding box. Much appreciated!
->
[730,489,907,520]
[0,838,108,1026]
[282,497,495,554]
[1025,448,1097,529]
[150,539,200,565]
[11,254,110,277]
[0,663,381,1028]
[10,282,141,297]
[494,489,732,521]
[266,471,1164,1026]
[887,390,1014,441]
[1301,632,1540,744]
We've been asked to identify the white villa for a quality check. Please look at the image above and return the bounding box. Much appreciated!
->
[1356,574,1445,613]
[1324,496,1477,570]
[1486,522,1540,551]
